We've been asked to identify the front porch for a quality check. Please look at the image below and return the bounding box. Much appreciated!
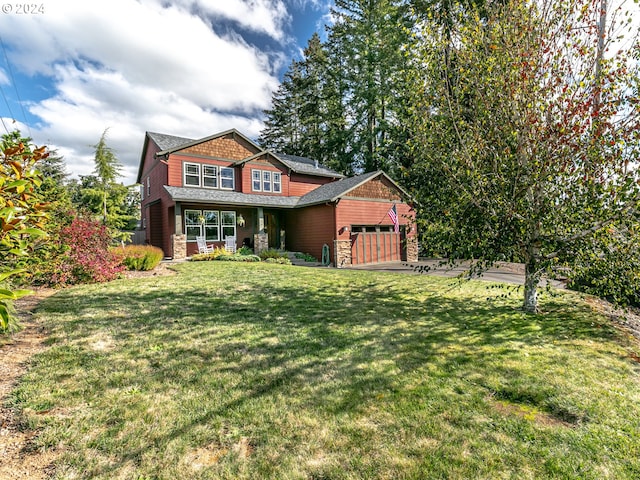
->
[171,203,286,259]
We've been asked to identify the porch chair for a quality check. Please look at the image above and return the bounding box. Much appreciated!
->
[224,236,237,253]
[196,236,215,254]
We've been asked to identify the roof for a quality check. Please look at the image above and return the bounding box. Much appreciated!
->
[147,132,194,152]
[297,170,413,207]
[164,170,414,208]
[297,171,381,207]
[155,129,260,157]
[164,186,300,208]
[274,153,344,179]
[139,129,343,181]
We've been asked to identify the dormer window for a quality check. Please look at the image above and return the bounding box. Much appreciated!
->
[252,169,282,193]
[263,171,272,192]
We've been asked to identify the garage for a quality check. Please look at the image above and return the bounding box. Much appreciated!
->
[350,225,403,265]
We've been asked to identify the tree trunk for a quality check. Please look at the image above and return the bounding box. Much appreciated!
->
[523,257,540,313]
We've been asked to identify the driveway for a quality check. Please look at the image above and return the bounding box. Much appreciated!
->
[346,259,565,288]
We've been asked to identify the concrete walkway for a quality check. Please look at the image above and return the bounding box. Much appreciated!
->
[346,259,566,288]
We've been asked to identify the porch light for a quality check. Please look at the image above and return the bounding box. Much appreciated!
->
[237,214,245,227]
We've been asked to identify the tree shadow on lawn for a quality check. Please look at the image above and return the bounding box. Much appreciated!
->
[36,267,621,477]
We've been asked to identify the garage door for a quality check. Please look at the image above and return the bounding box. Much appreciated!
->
[351,231,402,265]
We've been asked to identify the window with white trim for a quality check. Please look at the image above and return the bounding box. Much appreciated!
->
[221,211,236,239]
[251,169,282,193]
[184,163,200,186]
[220,167,234,189]
[273,172,281,193]
[252,169,261,191]
[185,209,219,242]
[203,165,218,188]
[146,177,151,196]
[262,170,272,192]
[183,162,234,189]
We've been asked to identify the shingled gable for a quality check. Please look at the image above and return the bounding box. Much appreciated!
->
[297,170,413,207]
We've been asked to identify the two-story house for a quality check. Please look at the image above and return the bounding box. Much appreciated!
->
[137,129,418,266]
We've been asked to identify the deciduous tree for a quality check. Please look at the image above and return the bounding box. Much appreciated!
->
[409,0,640,312]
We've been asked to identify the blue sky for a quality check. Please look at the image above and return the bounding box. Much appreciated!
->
[0,0,333,185]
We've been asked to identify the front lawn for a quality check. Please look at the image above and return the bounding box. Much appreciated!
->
[10,262,640,479]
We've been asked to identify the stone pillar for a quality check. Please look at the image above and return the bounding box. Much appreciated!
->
[405,235,418,263]
[334,239,352,268]
[172,234,187,260]
[254,233,268,254]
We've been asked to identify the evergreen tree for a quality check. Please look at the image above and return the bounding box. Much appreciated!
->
[260,34,332,164]
[68,130,136,236]
[328,0,415,173]
[92,128,122,225]
[260,1,417,176]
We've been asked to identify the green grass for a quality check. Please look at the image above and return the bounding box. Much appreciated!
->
[10,262,640,479]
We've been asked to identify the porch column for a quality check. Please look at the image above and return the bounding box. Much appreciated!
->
[172,201,186,260]
[257,207,265,233]
[254,207,268,253]
[175,202,183,235]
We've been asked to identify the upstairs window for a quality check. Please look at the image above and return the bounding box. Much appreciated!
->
[252,169,261,191]
[203,165,218,188]
[220,167,234,189]
[262,171,272,192]
[251,169,282,194]
[184,163,200,186]
[273,172,281,193]
[183,162,234,190]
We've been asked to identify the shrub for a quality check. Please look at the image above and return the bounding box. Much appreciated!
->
[264,257,292,265]
[117,245,164,271]
[190,247,229,261]
[216,254,261,262]
[567,227,640,307]
[237,246,254,256]
[294,252,317,262]
[53,217,125,285]
[259,248,288,261]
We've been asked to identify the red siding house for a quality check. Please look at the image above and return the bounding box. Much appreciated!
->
[136,129,418,266]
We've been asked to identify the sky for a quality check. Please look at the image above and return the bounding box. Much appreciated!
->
[1,1,638,187]
[0,0,333,185]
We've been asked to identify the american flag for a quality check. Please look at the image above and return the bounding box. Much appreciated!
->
[387,204,399,233]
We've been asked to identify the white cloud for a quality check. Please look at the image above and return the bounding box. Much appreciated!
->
[187,0,292,42]
[0,0,290,184]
